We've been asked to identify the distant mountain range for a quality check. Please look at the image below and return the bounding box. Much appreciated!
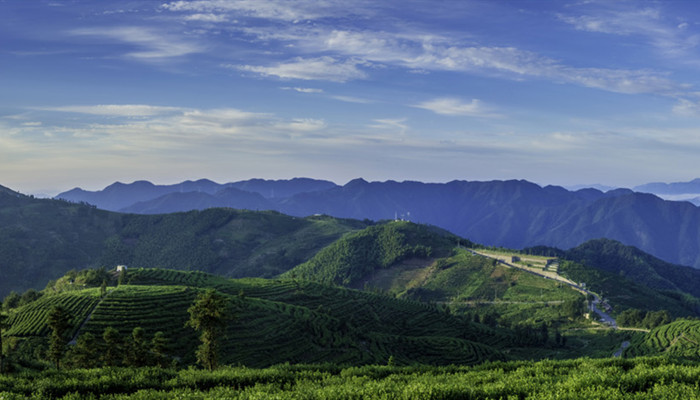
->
[634,178,700,195]
[56,177,700,269]
[57,178,337,211]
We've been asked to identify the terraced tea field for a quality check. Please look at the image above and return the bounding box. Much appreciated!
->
[4,268,514,367]
[625,319,700,358]
[4,289,102,337]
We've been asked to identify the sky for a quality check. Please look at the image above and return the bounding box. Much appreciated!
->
[4,0,700,195]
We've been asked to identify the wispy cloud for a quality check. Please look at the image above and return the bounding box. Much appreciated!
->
[414,98,502,118]
[672,99,700,117]
[38,105,184,117]
[234,56,368,82]
[232,25,683,95]
[70,26,203,60]
[154,2,692,97]
[558,4,700,60]
[370,118,408,134]
[281,87,324,93]
[184,13,228,22]
[330,95,375,104]
[161,0,365,22]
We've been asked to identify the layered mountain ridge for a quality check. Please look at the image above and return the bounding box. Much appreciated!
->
[57,178,700,269]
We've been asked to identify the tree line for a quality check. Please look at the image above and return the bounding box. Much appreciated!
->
[0,288,231,373]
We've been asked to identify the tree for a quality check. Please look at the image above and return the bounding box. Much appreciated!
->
[0,312,8,373]
[102,327,122,367]
[186,289,230,370]
[151,331,169,368]
[125,327,149,367]
[47,306,71,369]
[2,292,20,312]
[118,268,127,286]
[100,279,108,297]
[71,332,99,368]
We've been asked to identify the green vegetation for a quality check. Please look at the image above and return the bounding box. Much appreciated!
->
[4,290,101,337]
[0,187,366,297]
[617,309,672,330]
[282,221,454,286]
[564,239,700,297]
[556,260,700,319]
[46,306,71,369]
[3,268,517,370]
[0,312,7,373]
[626,319,700,358]
[186,289,231,370]
[0,357,700,399]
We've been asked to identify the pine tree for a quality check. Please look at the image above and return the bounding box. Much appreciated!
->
[186,289,230,370]
[102,327,122,367]
[125,327,149,367]
[47,306,71,369]
[151,331,169,368]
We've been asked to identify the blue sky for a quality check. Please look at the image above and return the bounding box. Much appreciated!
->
[3,0,700,194]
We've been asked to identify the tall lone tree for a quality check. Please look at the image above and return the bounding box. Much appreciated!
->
[186,289,230,371]
[47,306,71,369]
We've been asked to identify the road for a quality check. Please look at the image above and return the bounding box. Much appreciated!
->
[469,249,618,328]
[613,341,630,357]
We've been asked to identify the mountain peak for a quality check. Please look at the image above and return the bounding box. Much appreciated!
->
[345,178,369,186]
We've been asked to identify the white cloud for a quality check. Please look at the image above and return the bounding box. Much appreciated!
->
[39,105,184,117]
[281,87,324,93]
[184,13,228,22]
[414,98,501,118]
[370,118,408,134]
[558,8,661,35]
[241,26,682,96]
[330,95,374,104]
[275,118,326,132]
[70,27,202,60]
[234,56,367,82]
[672,99,700,117]
[558,4,700,59]
[161,0,356,22]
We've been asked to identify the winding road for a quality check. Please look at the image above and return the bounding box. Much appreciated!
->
[469,249,618,328]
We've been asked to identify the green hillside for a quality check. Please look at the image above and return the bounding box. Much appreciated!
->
[281,221,457,286]
[563,239,700,298]
[625,319,700,358]
[0,187,366,297]
[555,259,700,319]
[3,268,511,368]
[284,225,590,328]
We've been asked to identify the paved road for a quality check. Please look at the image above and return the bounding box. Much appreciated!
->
[613,341,630,357]
[470,249,618,328]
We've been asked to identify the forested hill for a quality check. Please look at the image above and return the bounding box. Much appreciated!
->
[525,238,700,299]
[0,188,365,297]
[57,178,700,269]
[282,221,459,286]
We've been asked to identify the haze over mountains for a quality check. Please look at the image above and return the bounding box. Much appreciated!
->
[56,177,700,270]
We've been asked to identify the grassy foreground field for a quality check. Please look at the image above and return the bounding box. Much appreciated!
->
[0,357,699,399]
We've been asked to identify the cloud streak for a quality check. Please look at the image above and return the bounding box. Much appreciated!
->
[234,56,368,82]
[70,26,203,60]
[413,98,501,118]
